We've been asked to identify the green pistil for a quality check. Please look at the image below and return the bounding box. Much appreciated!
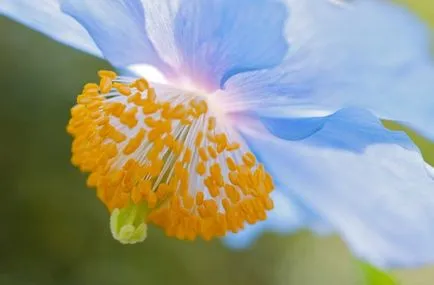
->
[110,202,150,244]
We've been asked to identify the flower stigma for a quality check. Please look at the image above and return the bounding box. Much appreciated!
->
[67,70,275,243]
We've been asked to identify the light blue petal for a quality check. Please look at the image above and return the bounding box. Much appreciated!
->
[260,115,330,141]
[225,0,434,140]
[262,108,415,152]
[60,0,173,73]
[236,108,434,268]
[0,0,102,58]
[173,0,289,91]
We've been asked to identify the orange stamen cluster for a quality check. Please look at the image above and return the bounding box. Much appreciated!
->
[67,70,275,241]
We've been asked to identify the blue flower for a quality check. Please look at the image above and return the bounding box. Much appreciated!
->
[3,0,434,269]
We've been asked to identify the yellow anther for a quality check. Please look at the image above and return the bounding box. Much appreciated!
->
[86,172,100,187]
[189,99,198,108]
[138,180,151,197]
[147,88,156,102]
[195,131,204,147]
[156,120,172,133]
[76,94,93,105]
[194,100,208,116]
[208,184,220,198]
[182,148,192,164]
[210,163,223,184]
[215,133,227,144]
[87,100,102,111]
[156,183,171,199]
[169,104,185,119]
[105,143,118,158]
[195,192,204,206]
[197,207,207,219]
[168,178,178,192]
[203,200,218,216]
[155,139,165,153]
[113,82,132,96]
[172,140,183,155]
[174,161,184,179]
[175,106,189,120]
[254,164,263,180]
[99,76,113,94]
[228,171,239,186]
[203,176,213,188]
[131,186,143,204]
[226,157,237,171]
[163,134,175,147]
[128,92,143,104]
[98,70,117,79]
[98,124,110,137]
[147,192,157,208]
[175,227,186,240]
[198,147,208,161]
[242,152,256,167]
[207,117,216,131]
[83,83,99,93]
[123,129,145,155]
[237,170,249,191]
[142,100,159,114]
[110,170,125,186]
[170,196,181,211]
[104,102,126,117]
[181,118,192,126]
[196,162,206,176]
[146,147,161,164]
[161,102,171,119]
[216,134,228,153]
[224,184,240,203]
[226,142,240,151]
[123,159,138,172]
[108,128,127,143]
[222,198,231,211]
[183,195,194,210]
[133,78,149,92]
[264,173,274,192]
[261,196,274,210]
[144,117,158,128]
[110,192,129,210]
[119,107,138,128]
[148,129,162,142]
[207,146,217,159]
[206,133,217,143]
[188,101,198,117]
[181,177,190,198]
[70,104,86,116]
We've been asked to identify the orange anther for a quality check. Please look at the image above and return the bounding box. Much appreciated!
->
[113,82,131,96]
[98,70,117,79]
[99,76,112,94]
[134,78,149,92]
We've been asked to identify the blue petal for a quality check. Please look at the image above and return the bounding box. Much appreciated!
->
[260,115,329,141]
[237,108,434,268]
[224,0,434,140]
[60,0,172,73]
[262,108,415,152]
[173,0,289,91]
[0,0,102,58]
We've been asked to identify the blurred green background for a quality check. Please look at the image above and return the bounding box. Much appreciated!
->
[1,1,434,284]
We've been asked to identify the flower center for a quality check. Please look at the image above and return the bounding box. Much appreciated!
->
[67,70,275,243]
